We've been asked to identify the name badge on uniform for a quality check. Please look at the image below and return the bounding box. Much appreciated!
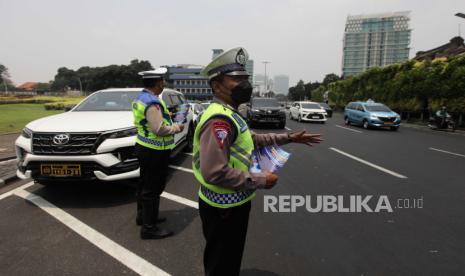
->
[231,113,248,133]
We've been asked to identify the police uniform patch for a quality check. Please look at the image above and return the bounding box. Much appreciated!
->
[231,113,248,133]
[212,121,231,148]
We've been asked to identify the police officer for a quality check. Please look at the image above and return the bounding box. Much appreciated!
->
[132,68,184,239]
[193,47,322,275]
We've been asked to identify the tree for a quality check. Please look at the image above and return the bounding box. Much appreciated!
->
[322,73,340,87]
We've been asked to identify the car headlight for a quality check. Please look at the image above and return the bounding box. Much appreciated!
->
[106,127,138,139]
[21,128,32,138]
[252,109,260,112]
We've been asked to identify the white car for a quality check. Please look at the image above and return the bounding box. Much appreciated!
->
[289,101,327,123]
[15,88,194,185]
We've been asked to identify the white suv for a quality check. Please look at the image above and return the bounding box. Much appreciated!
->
[15,88,194,184]
[289,101,327,123]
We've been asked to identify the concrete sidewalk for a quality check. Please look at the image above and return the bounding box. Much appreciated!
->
[0,133,19,186]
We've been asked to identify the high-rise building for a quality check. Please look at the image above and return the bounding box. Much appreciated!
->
[273,75,289,95]
[212,49,224,60]
[342,11,411,77]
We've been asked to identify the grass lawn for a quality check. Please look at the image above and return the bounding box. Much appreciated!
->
[0,104,63,134]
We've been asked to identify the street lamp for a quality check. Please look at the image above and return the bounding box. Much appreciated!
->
[262,61,270,97]
[455,13,465,37]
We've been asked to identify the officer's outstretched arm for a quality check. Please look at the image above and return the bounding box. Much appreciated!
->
[251,131,292,148]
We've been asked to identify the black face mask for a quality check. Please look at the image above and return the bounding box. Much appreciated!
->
[231,80,253,105]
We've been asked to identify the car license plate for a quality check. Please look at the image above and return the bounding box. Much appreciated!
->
[265,117,276,121]
[312,116,320,119]
[384,122,393,125]
[40,164,81,177]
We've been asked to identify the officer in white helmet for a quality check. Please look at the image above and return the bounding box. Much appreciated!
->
[132,68,184,239]
[193,47,322,275]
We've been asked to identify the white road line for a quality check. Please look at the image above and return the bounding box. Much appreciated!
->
[168,165,193,173]
[161,192,198,209]
[285,127,292,131]
[429,147,465,158]
[335,125,363,133]
[329,147,408,179]
[14,189,171,276]
[0,181,34,201]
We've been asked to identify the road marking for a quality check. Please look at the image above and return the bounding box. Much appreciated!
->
[161,191,198,209]
[14,188,171,276]
[329,147,408,179]
[0,182,34,201]
[335,125,362,133]
[168,165,193,173]
[429,147,465,158]
[285,127,292,131]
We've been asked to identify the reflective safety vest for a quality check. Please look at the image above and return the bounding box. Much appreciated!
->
[193,102,256,208]
[132,89,175,150]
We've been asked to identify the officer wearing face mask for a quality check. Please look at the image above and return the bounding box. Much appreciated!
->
[193,47,322,276]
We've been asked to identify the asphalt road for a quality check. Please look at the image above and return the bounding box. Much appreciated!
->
[1,112,465,275]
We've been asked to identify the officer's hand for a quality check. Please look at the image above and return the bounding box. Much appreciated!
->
[263,171,278,189]
[176,124,185,133]
[289,130,322,147]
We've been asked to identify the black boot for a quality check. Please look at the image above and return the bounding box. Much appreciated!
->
[140,199,173,240]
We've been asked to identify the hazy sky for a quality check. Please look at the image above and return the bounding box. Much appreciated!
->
[1,0,464,86]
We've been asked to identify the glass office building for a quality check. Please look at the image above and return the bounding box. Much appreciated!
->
[342,11,411,77]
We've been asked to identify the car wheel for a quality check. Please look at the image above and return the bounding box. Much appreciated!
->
[298,114,302,122]
[363,120,369,129]
[289,112,293,120]
[344,117,350,125]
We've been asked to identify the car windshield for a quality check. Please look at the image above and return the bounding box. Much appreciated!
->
[252,98,280,107]
[365,104,392,112]
[301,103,321,109]
[74,91,137,111]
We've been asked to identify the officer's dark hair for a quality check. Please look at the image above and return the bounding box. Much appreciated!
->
[143,78,163,89]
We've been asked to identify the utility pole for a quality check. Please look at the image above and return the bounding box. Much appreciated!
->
[262,61,270,97]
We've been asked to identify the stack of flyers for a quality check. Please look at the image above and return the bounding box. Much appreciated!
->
[249,145,291,173]
[172,104,190,124]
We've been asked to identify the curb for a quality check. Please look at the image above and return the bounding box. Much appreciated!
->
[0,173,18,188]
[0,156,16,162]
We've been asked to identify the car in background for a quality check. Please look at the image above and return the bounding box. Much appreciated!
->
[242,97,286,128]
[289,101,327,123]
[200,102,211,110]
[15,88,194,185]
[318,102,333,118]
[188,102,205,128]
[344,101,401,130]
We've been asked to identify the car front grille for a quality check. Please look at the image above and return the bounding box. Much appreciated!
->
[32,133,101,155]
[378,117,396,122]
[306,113,324,119]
